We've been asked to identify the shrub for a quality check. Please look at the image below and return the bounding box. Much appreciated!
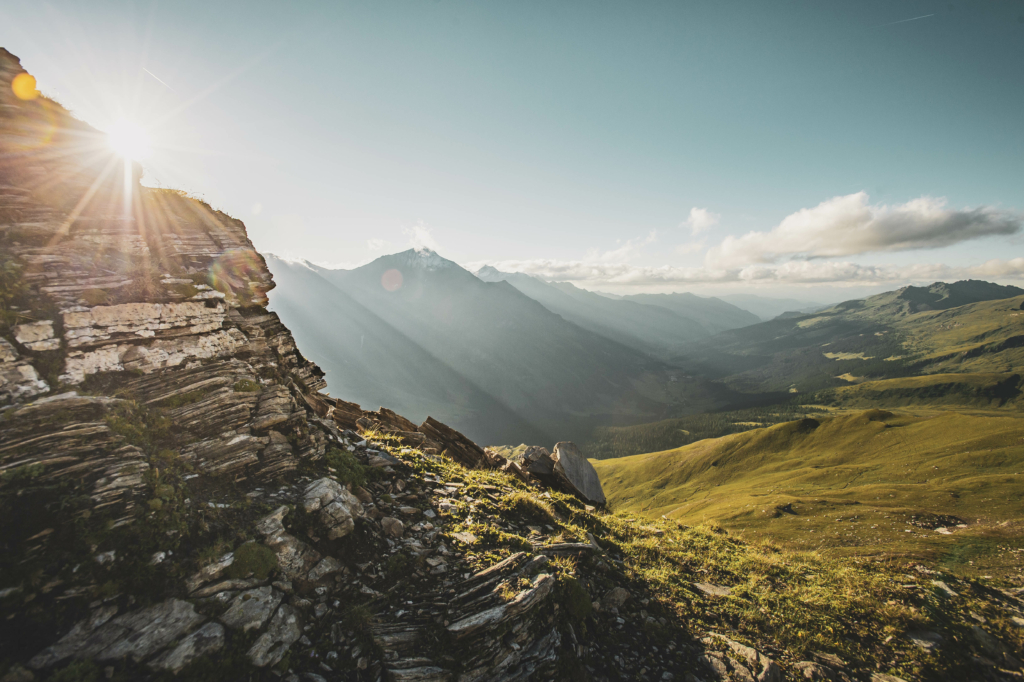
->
[82,288,108,306]
[232,379,261,393]
[559,575,593,621]
[344,603,374,630]
[502,491,558,526]
[225,542,277,580]
[49,661,100,682]
[325,447,368,488]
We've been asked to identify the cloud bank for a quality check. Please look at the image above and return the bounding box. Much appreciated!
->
[706,192,1021,268]
[475,257,1024,287]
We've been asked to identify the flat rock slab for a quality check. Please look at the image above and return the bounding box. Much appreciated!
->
[307,556,343,582]
[694,582,732,597]
[221,587,282,632]
[907,630,942,652]
[29,599,205,669]
[930,580,958,597]
[248,604,302,667]
[148,622,225,673]
[452,531,478,545]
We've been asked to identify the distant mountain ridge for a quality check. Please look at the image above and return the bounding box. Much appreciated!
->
[616,291,760,334]
[847,279,1024,316]
[476,265,759,356]
[269,250,712,445]
[716,293,826,321]
[669,278,1024,397]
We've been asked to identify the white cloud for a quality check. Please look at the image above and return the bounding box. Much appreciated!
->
[366,238,390,251]
[402,222,440,251]
[476,257,1024,287]
[706,192,1021,268]
[684,207,720,235]
[585,230,657,263]
[973,257,1024,278]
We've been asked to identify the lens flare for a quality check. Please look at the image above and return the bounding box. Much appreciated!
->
[381,268,403,292]
[11,73,39,100]
[107,118,151,161]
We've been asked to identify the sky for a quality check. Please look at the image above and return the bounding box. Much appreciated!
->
[3,0,1023,300]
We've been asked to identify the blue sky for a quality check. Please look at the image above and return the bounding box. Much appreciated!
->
[3,0,1022,298]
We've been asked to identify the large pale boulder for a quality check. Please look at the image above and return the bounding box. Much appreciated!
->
[303,477,364,539]
[551,442,605,506]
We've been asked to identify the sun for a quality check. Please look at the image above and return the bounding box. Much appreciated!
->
[106,118,152,161]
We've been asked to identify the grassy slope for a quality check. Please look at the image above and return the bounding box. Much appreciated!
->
[364,431,1024,681]
[670,290,1024,398]
[580,404,829,460]
[825,373,1022,409]
[896,295,1024,373]
[594,409,1024,578]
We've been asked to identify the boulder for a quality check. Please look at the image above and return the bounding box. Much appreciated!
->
[303,478,364,539]
[381,516,405,538]
[551,442,606,506]
[521,446,554,477]
[418,417,489,469]
[601,587,630,610]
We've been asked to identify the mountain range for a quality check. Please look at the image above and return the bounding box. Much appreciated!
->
[269,251,1024,452]
[269,250,730,445]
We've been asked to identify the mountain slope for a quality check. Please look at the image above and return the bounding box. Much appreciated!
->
[717,293,825,321]
[476,266,710,357]
[266,256,548,444]
[670,281,1024,397]
[270,250,694,443]
[594,409,1024,568]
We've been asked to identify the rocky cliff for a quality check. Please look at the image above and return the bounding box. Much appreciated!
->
[2,49,1022,682]
[0,48,672,682]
